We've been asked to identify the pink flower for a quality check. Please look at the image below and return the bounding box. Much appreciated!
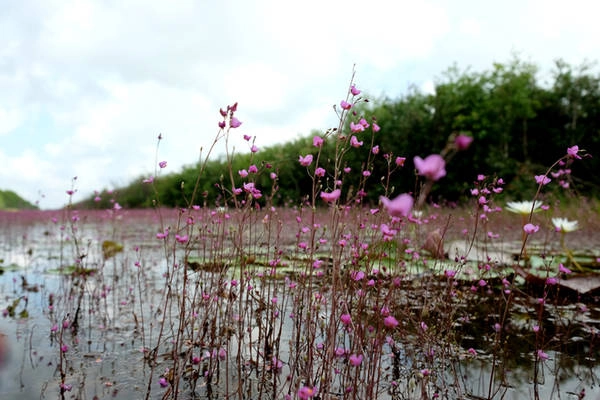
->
[243,134,252,141]
[159,377,169,387]
[340,313,352,325]
[537,349,549,361]
[250,145,259,153]
[395,157,406,167]
[315,167,326,177]
[559,263,572,274]
[248,165,258,173]
[372,122,380,132]
[372,145,379,154]
[414,154,446,181]
[350,135,363,148]
[567,145,581,159]
[455,134,473,151]
[320,189,341,203]
[380,223,397,240]
[384,315,399,329]
[313,136,324,147]
[238,169,249,178]
[298,386,315,399]
[159,161,167,169]
[350,121,365,133]
[546,277,558,285]
[349,353,363,366]
[351,270,365,281]
[175,234,188,244]
[299,154,313,167]
[445,269,457,278]
[350,85,361,96]
[230,117,242,128]
[340,100,352,110]
[243,182,262,199]
[535,175,551,185]
[523,223,540,234]
[380,193,413,217]
[218,348,227,360]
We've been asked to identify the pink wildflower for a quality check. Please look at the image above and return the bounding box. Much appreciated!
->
[349,354,363,366]
[230,117,242,128]
[380,193,413,217]
[313,136,324,147]
[414,154,446,181]
[535,175,551,185]
[340,313,352,325]
[455,134,473,151]
[298,154,313,167]
[350,122,365,133]
[320,189,341,203]
[159,161,167,169]
[350,135,363,148]
[351,270,365,281]
[384,315,399,329]
[340,100,352,110]
[567,145,581,159]
[175,234,188,244]
[559,263,572,274]
[395,157,406,167]
[350,85,361,96]
[523,223,540,234]
[298,386,315,399]
[546,277,558,285]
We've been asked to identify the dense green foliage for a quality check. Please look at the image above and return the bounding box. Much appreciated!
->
[83,58,600,209]
[0,189,38,210]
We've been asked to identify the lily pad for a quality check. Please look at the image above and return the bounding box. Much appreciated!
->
[46,265,98,276]
[0,263,21,273]
[102,240,124,259]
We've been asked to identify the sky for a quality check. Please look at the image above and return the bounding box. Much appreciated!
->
[2,0,599,209]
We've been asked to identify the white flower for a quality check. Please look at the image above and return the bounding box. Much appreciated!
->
[552,217,579,233]
[505,201,544,215]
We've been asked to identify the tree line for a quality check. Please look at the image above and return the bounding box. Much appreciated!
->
[82,58,600,210]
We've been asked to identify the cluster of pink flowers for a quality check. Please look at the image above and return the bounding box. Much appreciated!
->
[218,102,242,129]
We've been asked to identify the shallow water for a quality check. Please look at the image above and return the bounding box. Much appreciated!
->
[1,209,600,399]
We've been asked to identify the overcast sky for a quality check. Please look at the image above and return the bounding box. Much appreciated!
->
[2,0,599,209]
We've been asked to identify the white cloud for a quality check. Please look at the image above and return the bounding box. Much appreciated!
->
[2,0,600,209]
[0,108,23,135]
